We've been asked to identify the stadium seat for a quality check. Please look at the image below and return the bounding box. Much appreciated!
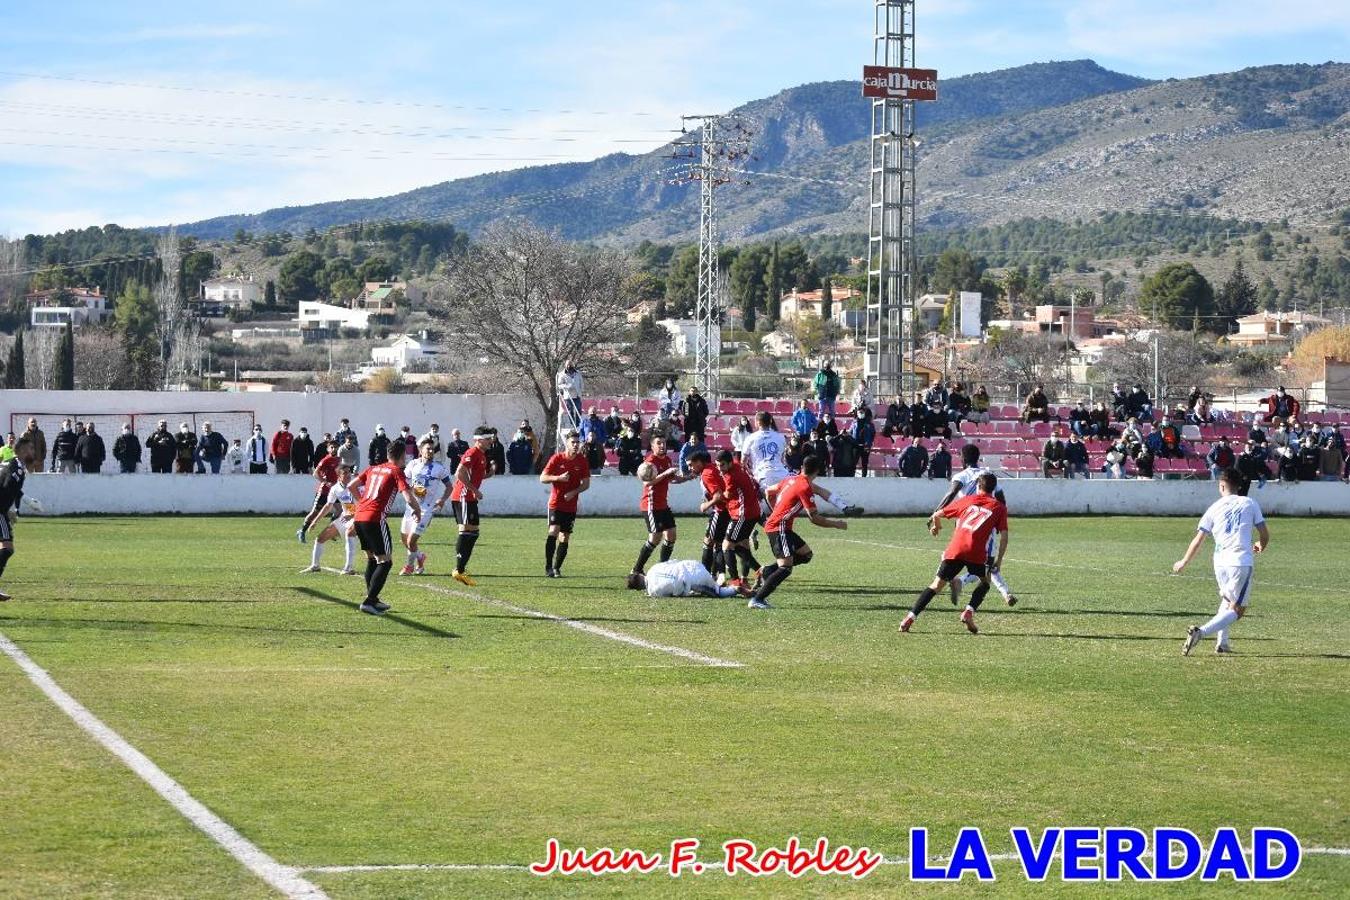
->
[640,398,659,414]
[773,400,794,416]
[617,398,638,415]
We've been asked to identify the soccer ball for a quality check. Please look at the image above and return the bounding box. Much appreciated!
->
[636,462,656,482]
[24,496,43,514]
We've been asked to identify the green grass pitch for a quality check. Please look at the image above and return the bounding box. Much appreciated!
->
[1,513,1347,898]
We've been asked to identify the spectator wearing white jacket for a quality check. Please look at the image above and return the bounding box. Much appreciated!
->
[557,362,584,426]
[246,426,269,474]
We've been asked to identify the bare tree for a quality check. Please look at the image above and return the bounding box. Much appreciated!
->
[0,238,26,312]
[75,328,133,389]
[1094,330,1220,411]
[967,330,1071,400]
[429,222,633,456]
[156,229,200,389]
[25,327,60,390]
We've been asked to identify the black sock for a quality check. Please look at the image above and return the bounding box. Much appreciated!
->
[633,541,656,573]
[367,560,392,602]
[969,580,991,610]
[553,541,569,572]
[701,544,715,573]
[455,531,479,573]
[714,547,725,575]
[737,546,762,576]
[659,541,674,563]
[754,564,792,600]
[364,556,377,589]
[0,547,11,578]
[545,534,557,570]
[912,587,937,615]
[724,547,739,580]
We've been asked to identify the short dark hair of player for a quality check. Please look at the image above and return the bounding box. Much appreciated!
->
[961,444,981,467]
[687,450,711,466]
[418,438,435,449]
[387,440,406,459]
[756,410,773,428]
[626,572,646,590]
[803,456,824,477]
[473,425,493,437]
[1219,467,1244,491]
[976,472,998,494]
[716,449,734,465]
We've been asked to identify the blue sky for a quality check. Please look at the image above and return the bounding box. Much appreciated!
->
[0,0,1346,236]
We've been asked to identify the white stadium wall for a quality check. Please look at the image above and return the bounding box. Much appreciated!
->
[19,471,1350,517]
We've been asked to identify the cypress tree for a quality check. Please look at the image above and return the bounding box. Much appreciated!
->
[5,330,23,388]
[55,320,75,389]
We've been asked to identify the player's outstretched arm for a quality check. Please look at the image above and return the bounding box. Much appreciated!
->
[808,510,848,530]
[1254,522,1271,553]
[993,530,1009,570]
[1172,530,1207,573]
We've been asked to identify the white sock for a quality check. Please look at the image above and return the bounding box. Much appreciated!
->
[344,536,356,570]
[990,570,1012,600]
[311,541,324,568]
[960,573,978,587]
[1215,627,1230,648]
[406,549,417,567]
[826,490,851,510]
[1198,608,1239,637]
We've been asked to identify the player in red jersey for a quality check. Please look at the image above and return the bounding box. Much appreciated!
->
[448,426,495,585]
[347,440,422,616]
[900,471,1009,634]
[746,456,848,610]
[716,449,764,589]
[539,429,591,578]
[630,435,695,577]
[685,450,729,578]
[298,440,340,542]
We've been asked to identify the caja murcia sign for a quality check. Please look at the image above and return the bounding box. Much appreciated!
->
[862,66,938,100]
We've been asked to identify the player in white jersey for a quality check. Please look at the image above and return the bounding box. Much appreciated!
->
[938,445,1018,607]
[626,559,747,598]
[400,440,452,575]
[1176,468,1270,655]
[740,411,864,517]
[301,463,360,574]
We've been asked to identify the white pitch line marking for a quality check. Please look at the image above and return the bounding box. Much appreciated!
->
[0,631,329,900]
[321,568,744,668]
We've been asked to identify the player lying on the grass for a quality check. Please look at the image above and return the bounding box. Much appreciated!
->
[901,471,1008,634]
[626,559,748,598]
[746,455,849,610]
[717,450,765,590]
[539,429,590,578]
[347,440,421,616]
[399,440,451,576]
[740,411,864,519]
[297,439,340,542]
[0,455,26,601]
[630,435,693,577]
[937,444,1018,607]
[1177,467,1270,656]
[301,462,360,574]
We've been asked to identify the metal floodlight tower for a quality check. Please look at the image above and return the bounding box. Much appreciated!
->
[864,0,930,400]
[668,115,752,403]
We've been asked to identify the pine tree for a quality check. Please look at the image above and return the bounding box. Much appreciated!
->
[5,330,23,389]
[55,320,75,390]
[767,241,781,326]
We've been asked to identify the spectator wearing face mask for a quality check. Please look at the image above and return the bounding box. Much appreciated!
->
[506,428,535,475]
[1041,433,1067,478]
[290,427,315,474]
[246,425,269,474]
[1064,432,1090,479]
[602,407,624,448]
[174,422,197,474]
[368,424,390,466]
[271,420,294,474]
[227,439,244,474]
[422,424,446,465]
[146,420,176,474]
[51,419,79,474]
[1207,437,1236,480]
[616,423,643,476]
[113,422,142,473]
[397,426,417,460]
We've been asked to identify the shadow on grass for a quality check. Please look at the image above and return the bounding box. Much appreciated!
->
[291,587,459,639]
[1236,652,1350,661]
[1009,608,1197,618]
[0,613,388,639]
[791,603,916,612]
[979,631,1275,643]
[469,613,711,626]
